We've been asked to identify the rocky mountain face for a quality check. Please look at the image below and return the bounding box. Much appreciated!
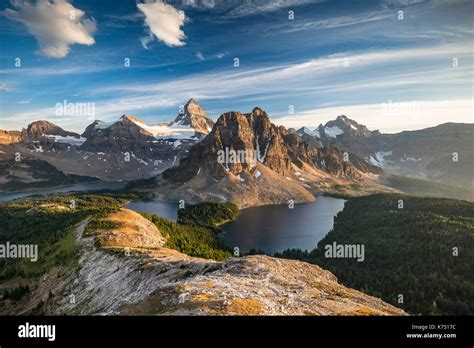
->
[296,127,323,148]
[0,130,21,144]
[15,120,86,152]
[299,117,474,189]
[165,108,293,183]
[165,108,380,183]
[4,210,405,316]
[149,108,384,207]
[282,128,382,178]
[21,120,81,141]
[81,115,162,154]
[171,98,214,136]
[81,99,214,155]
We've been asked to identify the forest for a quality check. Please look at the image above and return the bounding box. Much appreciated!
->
[0,193,134,282]
[0,192,238,310]
[275,193,474,315]
[140,201,239,261]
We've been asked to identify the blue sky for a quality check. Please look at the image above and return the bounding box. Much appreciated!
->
[0,0,472,133]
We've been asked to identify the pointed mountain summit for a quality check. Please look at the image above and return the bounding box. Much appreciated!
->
[165,107,295,183]
[172,99,214,136]
[323,115,372,137]
[80,101,213,154]
[21,120,80,140]
[119,114,147,125]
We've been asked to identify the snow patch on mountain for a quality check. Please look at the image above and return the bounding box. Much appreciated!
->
[92,117,197,140]
[131,119,196,140]
[50,135,87,146]
[324,126,344,138]
[400,154,421,162]
[369,151,392,167]
[302,127,320,138]
[95,121,116,129]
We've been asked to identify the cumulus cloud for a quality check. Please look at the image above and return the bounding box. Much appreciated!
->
[137,0,186,48]
[2,0,96,58]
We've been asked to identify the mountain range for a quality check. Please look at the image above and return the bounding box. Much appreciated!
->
[0,99,213,184]
[150,107,384,207]
[297,115,473,189]
[1,99,472,204]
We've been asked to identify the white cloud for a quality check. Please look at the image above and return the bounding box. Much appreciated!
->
[137,0,186,48]
[0,83,14,92]
[2,0,96,58]
[216,52,225,59]
[195,52,204,60]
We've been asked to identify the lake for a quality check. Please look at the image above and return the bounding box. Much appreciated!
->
[0,183,345,254]
[124,196,345,254]
[124,200,178,221]
[220,196,345,254]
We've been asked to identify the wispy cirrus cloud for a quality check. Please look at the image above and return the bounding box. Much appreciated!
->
[3,42,464,132]
[137,0,186,48]
[222,0,320,18]
[2,0,96,58]
[381,0,426,8]
[97,42,472,97]
[267,11,394,34]
[178,0,321,17]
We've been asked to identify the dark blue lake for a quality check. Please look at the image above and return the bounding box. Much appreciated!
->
[125,196,345,254]
[220,196,345,254]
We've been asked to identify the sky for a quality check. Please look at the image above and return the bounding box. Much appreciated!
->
[0,0,473,133]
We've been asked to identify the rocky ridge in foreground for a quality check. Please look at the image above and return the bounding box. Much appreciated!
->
[17,209,405,316]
